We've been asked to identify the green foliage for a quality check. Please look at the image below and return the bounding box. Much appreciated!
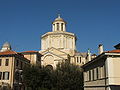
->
[54,62,83,90]
[23,65,41,90]
[38,87,49,90]
[23,62,83,90]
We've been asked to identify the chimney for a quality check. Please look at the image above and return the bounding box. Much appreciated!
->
[98,44,104,54]
[87,48,91,61]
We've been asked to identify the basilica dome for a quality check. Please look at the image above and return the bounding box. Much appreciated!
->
[53,14,66,23]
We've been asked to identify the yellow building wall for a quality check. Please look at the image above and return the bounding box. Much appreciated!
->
[0,57,15,89]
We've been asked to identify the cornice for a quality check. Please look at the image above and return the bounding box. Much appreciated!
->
[41,31,76,38]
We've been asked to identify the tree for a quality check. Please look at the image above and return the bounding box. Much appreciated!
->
[54,62,83,90]
[23,65,54,90]
[23,65,41,90]
[23,62,83,90]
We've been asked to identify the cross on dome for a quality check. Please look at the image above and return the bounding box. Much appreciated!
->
[58,13,61,18]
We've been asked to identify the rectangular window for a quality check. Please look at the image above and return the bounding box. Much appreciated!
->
[16,60,19,67]
[89,70,91,81]
[5,59,9,66]
[0,72,2,80]
[20,61,23,69]
[80,57,81,63]
[99,67,101,79]
[77,57,79,63]
[92,69,94,80]
[3,72,9,80]
[61,23,63,31]
[0,59,2,66]
[96,68,99,79]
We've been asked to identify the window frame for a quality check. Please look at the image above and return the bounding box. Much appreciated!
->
[0,72,2,80]
[92,69,94,80]
[57,23,59,30]
[16,60,19,67]
[5,59,9,66]
[61,23,63,31]
[77,57,79,63]
[3,71,9,80]
[89,70,91,81]
[96,68,99,79]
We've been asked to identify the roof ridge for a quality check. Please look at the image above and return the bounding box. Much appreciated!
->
[0,50,18,55]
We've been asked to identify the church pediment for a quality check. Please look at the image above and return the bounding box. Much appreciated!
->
[41,51,68,69]
[40,47,68,60]
[42,52,66,60]
[41,47,68,55]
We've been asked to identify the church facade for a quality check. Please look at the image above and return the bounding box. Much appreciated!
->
[39,15,87,68]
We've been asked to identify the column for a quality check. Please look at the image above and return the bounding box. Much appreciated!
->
[52,24,55,31]
[59,23,61,31]
[54,23,57,31]
[63,24,66,31]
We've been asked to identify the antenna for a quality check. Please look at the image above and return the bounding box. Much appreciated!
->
[57,9,61,18]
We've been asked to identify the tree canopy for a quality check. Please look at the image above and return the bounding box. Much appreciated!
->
[23,62,83,90]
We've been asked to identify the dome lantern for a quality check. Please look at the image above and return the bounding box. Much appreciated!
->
[1,42,12,52]
[52,14,66,32]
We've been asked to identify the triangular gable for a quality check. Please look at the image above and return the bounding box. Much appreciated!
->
[40,47,68,60]
[41,47,68,56]
[42,51,66,60]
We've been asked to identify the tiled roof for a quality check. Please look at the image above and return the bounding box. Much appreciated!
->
[21,51,38,53]
[114,43,120,49]
[75,52,87,57]
[0,50,18,55]
[0,50,30,63]
[106,49,120,53]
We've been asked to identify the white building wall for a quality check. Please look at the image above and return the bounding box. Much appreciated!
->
[106,57,120,85]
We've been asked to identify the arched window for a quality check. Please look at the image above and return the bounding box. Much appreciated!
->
[61,23,63,31]
[80,57,81,63]
[45,65,53,70]
[57,23,59,30]
[77,57,79,63]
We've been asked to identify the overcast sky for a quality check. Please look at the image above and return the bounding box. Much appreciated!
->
[0,0,120,54]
